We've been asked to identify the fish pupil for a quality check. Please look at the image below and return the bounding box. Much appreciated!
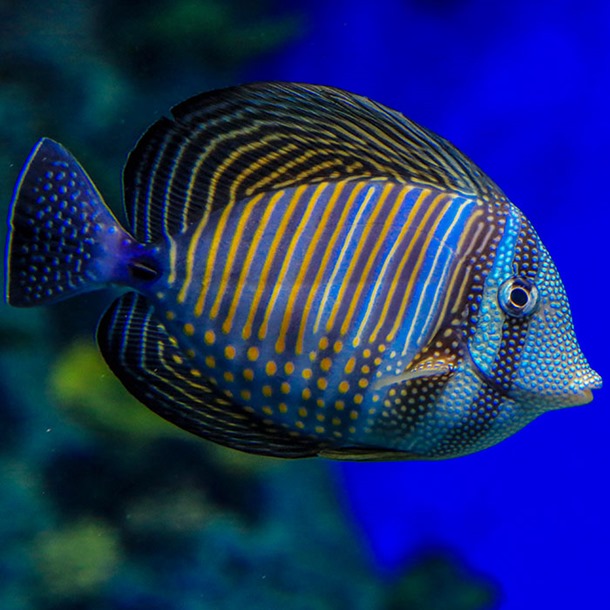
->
[510,286,529,308]
[498,277,538,317]
[128,258,160,282]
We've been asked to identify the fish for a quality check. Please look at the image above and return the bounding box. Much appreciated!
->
[4,82,602,460]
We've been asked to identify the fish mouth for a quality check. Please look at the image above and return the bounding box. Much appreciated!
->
[466,346,602,408]
[567,371,602,406]
[510,375,601,409]
[572,388,593,406]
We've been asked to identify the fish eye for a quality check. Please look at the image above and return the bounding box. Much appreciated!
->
[498,277,539,318]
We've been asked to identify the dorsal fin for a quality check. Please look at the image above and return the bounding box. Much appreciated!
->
[97,292,322,457]
[123,82,505,242]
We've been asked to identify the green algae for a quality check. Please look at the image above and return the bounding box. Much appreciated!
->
[49,340,182,442]
[32,520,121,601]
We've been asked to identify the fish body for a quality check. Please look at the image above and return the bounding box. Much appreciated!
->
[5,83,601,459]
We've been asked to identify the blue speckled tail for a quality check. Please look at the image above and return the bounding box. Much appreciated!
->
[5,138,132,307]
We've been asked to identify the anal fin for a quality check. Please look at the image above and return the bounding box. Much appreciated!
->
[97,293,321,458]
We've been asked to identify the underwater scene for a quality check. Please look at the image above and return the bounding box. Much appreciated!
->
[1,1,608,608]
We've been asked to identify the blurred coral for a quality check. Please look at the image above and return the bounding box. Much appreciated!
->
[32,520,121,602]
[49,340,181,442]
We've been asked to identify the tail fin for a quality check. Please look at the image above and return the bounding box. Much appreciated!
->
[5,138,126,307]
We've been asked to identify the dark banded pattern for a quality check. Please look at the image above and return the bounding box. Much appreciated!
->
[151,173,506,447]
[176,181,476,354]
[123,83,507,244]
[121,83,520,455]
[364,195,509,456]
[425,208,542,457]
[173,180,483,357]
[98,292,322,457]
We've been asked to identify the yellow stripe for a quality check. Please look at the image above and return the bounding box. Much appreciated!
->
[398,198,472,351]
[183,126,264,216]
[124,313,230,414]
[338,183,407,336]
[436,207,485,324]
[209,192,265,321]
[307,116,457,187]
[167,234,178,285]
[177,130,272,302]
[242,184,308,340]
[368,190,444,342]
[383,193,451,342]
[178,214,212,306]
[223,190,285,336]
[298,181,368,353]
[209,140,266,204]
[325,182,393,333]
[448,209,485,314]
[247,147,320,193]
[274,182,333,353]
[191,202,235,316]
[253,157,353,196]
[472,219,496,254]
[179,137,357,311]
[259,183,323,343]
[227,141,301,200]
[314,183,377,333]
[356,188,432,341]
[456,207,486,254]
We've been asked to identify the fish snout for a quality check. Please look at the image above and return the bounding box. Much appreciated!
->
[568,368,603,406]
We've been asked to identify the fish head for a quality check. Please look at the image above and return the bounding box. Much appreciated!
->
[467,207,602,415]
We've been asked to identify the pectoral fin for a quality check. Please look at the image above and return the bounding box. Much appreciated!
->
[373,357,455,390]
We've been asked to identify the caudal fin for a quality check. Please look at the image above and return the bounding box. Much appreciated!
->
[5,138,125,307]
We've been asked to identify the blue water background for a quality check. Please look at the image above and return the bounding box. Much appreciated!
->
[2,1,608,608]
[259,1,609,608]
